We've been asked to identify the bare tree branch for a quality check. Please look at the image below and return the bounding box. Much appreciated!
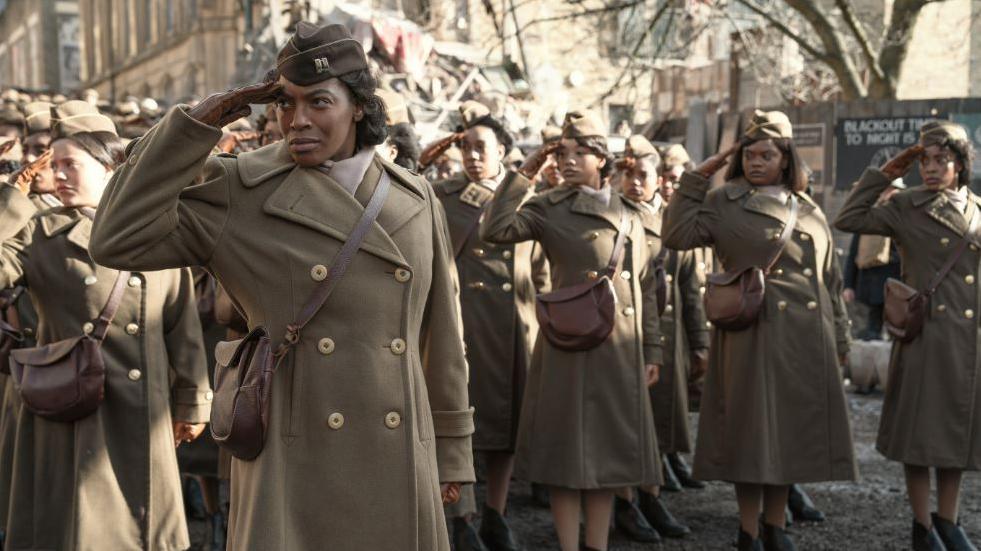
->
[734,0,827,60]
[833,0,885,81]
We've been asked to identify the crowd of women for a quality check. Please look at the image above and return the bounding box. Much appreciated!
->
[0,19,977,551]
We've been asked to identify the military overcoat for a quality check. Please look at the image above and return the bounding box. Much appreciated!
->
[479,173,663,489]
[434,172,546,451]
[89,106,476,551]
[0,187,211,551]
[663,171,856,484]
[836,168,981,469]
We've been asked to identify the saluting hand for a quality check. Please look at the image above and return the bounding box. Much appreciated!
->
[518,141,561,181]
[441,482,462,505]
[173,421,207,447]
[12,149,52,196]
[693,143,739,178]
[880,144,924,180]
[418,132,465,170]
[188,78,283,129]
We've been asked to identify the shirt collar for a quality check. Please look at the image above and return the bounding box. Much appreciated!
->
[318,148,376,196]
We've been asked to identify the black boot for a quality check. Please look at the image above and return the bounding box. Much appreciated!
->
[913,520,947,551]
[787,484,825,523]
[613,495,661,543]
[530,482,550,508]
[453,516,489,551]
[637,490,690,538]
[933,513,976,551]
[204,511,227,551]
[479,505,521,551]
[761,523,796,551]
[661,456,682,492]
[668,453,705,489]
[737,529,765,551]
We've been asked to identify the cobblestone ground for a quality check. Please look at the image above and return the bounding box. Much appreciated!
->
[189,391,981,550]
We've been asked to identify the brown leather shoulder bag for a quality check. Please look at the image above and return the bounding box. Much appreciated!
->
[535,210,628,352]
[10,269,129,422]
[884,211,978,342]
[703,195,798,331]
[210,171,392,461]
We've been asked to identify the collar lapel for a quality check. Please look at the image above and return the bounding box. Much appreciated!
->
[358,158,426,237]
[570,188,622,230]
[40,208,89,251]
[925,193,970,236]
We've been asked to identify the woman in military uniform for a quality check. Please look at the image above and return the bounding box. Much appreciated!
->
[480,111,663,551]
[835,121,980,551]
[90,23,474,551]
[663,110,855,551]
[0,101,212,550]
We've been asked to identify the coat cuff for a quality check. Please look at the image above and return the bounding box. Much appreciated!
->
[433,408,476,483]
[172,387,214,423]
[644,344,664,366]
[677,171,711,202]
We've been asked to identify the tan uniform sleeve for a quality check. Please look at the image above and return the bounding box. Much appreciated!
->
[678,250,710,350]
[90,106,229,271]
[479,171,545,245]
[164,267,213,423]
[663,171,720,251]
[833,168,900,237]
[0,185,38,289]
[421,184,476,484]
[827,245,852,356]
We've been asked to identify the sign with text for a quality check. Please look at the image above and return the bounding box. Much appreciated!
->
[793,123,827,195]
[835,116,935,190]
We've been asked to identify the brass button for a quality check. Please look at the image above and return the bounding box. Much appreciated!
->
[82,322,94,335]
[770,233,780,241]
[623,306,635,316]
[660,335,667,343]
[385,411,402,429]
[390,338,406,355]
[773,269,784,276]
[967,309,975,319]
[502,250,513,260]
[327,412,345,430]
[22,327,33,337]
[699,286,706,295]
[395,268,412,283]
[83,275,97,286]
[127,369,142,381]
[473,248,486,257]
[942,237,951,246]
[967,275,976,285]
[937,304,947,312]
[125,323,140,335]
[127,276,141,287]
[800,233,810,241]
[664,305,674,314]
[698,262,706,271]
[665,274,673,283]
[587,271,599,280]
[705,321,712,328]
[620,271,631,280]
[311,264,328,281]
[470,281,486,290]
[318,337,335,355]
[502,282,513,292]
[806,301,817,311]
[803,268,814,277]
[778,300,788,311]
[588,231,600,240]
[205,390,214,401]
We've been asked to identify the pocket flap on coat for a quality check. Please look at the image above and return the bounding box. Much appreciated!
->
[214,339,245,367]
[10,336,86,367]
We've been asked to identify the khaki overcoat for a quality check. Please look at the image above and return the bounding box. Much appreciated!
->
[663,171,856,484]
[479,173,663,489]
[89,106,476,551]
[434,173,546,452]
[835,168,981,469]
[0,187,211,551]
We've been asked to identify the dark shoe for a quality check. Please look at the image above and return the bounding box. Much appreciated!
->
[204,511,227,551]
[613,495,661,543]
[761,523,796,551]
[933,514,975,551]
[637,490,690,538]
[668,453,706,489]
[479,505,521,551]
[531,482,549,508]
[453,517,490,551]
[787,485,825,523]
[661,456,682,492]
[580,547,602,551]
[737,529,765,551]
[913,520,947,551]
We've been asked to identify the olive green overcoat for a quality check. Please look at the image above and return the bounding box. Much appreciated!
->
[0,186,211,551]
[836,168,981,469]
[480,173,663,489]
[663,171,856,484]
[434,173,547,452]
[89,106,476,551]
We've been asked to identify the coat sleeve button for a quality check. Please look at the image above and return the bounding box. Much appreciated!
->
[806,301,817,310]
[385,411,402,429]
[318,337,335,355]
[395,268,412,283]
[127,369,142,381]
[327,412,345,430]
[82,322,95,335]
[390,338,407,355]
[310,264,328,281]
[125,323,140,335]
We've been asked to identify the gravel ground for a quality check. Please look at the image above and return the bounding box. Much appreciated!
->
[189,391,981,550]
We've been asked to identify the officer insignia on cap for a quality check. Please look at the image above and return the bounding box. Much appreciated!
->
[314,58,330,74]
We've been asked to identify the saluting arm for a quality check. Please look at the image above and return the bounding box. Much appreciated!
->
[478,171,546,245]
[0,185,37,289]
[662,171,719,251]
[90,107,231,271]
[832,168,902,237]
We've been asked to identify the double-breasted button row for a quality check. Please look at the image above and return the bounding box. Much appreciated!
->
[776,300,817,311]
[468,281,514,292]
[83,321,140,335]
[326,412,404,430]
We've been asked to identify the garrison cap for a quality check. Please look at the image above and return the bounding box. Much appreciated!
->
[920,120,969,147]
[625,135,659,160]
[0,107,24,128]
[276,22,368,86]
[23,102,53,135]
[744,109,793,140]
[458,101,491,129]
[51,100,118,138]
[541,125,562,144]
[562,110,605,139]
[661,143,691,167]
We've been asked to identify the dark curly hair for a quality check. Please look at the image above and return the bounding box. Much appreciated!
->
[462,115,514,154]
[388,122,421,172]
[923,134,975,187]
[337,69,388,149]
[725,137,807,192]
[57,131,126,170]
[572,136,615,179]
